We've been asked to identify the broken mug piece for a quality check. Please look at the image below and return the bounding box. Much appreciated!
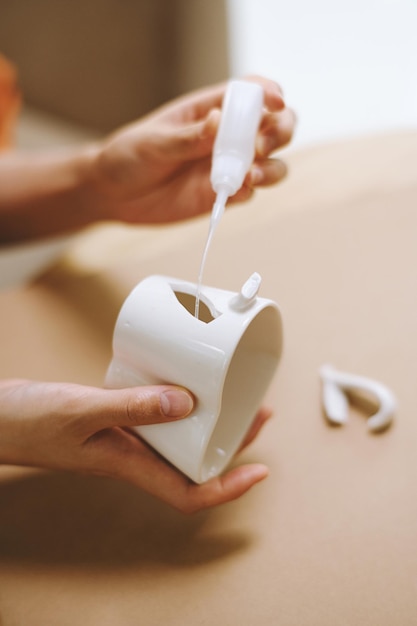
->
[320,364,397,432]
[105,273,283,483]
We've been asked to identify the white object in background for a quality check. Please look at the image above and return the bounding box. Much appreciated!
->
[320,364,397,432]
[105,273,282,483]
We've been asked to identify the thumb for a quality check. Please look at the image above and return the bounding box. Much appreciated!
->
[77,385,195,436]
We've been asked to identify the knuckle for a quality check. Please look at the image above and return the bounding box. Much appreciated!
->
[125,395,139,426]
[125,390,162,426]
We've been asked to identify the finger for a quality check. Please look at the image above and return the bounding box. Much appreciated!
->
[74,385,195,436]
[243,74,285,111]
[105,427,269,514]
[256,107,296,158]
[228,158,287,202]
[219,158,287,207]
[190,74,285,119]
[248,158,288,188]
[121,454,269,514]
[200,107,221,139]
[237,406,274,453]
[176,464,270,514]
[228,184,255,205]
[162,88,289,162]
[161,109,219,160]
[162,76,285,125]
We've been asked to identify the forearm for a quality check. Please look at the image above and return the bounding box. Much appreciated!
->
[0,147,98,244]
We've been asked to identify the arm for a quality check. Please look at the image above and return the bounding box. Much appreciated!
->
[0,148,94,243]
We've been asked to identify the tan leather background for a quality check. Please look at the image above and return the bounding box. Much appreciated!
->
[0,132,416,625]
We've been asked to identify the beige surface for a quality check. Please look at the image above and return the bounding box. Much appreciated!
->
[0,132,417,625]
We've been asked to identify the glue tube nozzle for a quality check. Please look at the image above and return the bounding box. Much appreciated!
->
[210,187,229,231]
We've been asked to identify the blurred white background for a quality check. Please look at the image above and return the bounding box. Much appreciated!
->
[227,0,417,147]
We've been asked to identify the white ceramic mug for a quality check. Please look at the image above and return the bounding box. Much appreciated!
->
[105,273,283,483]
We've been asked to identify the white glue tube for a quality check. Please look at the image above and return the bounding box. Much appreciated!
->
[209,80,264,230]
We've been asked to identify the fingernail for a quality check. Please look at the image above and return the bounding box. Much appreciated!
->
[160,389,194,417]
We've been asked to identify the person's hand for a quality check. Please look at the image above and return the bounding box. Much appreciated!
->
[85,75,295,225]
[0,74,295,243]
[0,379,272,513]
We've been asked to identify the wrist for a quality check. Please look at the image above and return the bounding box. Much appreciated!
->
[73,141,107,224]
